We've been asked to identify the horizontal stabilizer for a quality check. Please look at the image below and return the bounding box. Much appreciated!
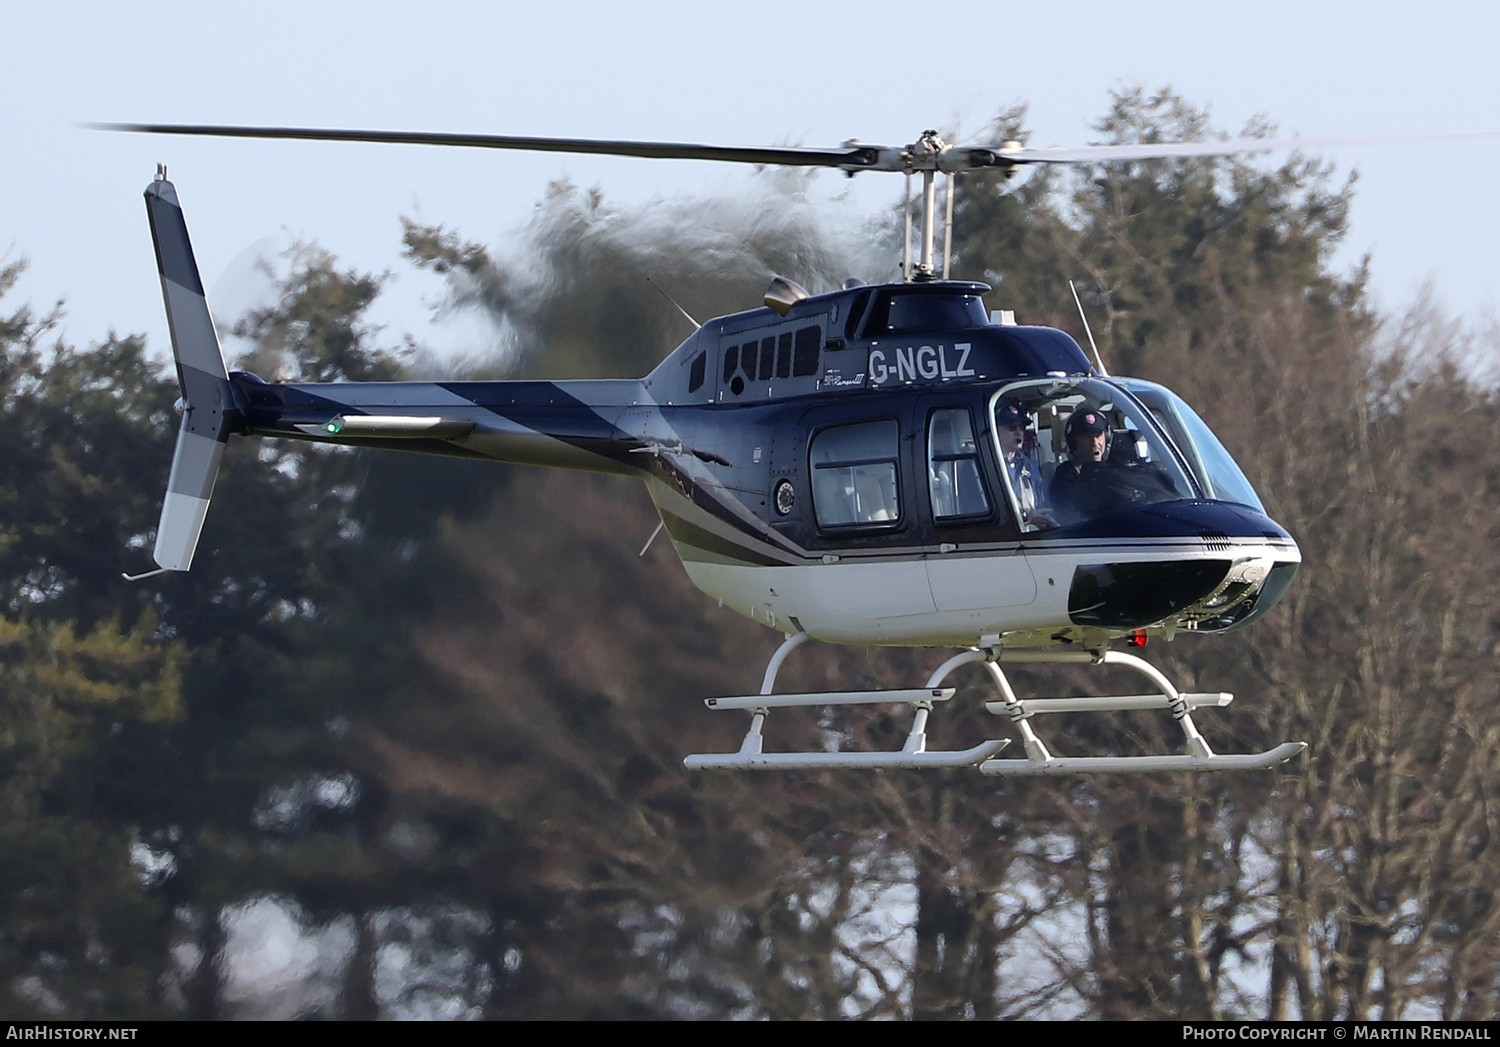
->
[145,172,235,572]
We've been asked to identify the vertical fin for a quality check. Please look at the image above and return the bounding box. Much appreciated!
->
[144,171,235,572]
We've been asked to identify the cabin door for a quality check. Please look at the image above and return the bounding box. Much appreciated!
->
[918,398,1038,612]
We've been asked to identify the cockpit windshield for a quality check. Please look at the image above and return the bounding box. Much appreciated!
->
[989,378,1198,531]
[1111,378,1265,512]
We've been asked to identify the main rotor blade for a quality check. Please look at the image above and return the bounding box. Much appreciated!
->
[994,129,1500,166]
[91,122,883,170]
[96,122,1500,177]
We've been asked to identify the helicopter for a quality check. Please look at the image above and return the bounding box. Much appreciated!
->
[112,121,1320,776]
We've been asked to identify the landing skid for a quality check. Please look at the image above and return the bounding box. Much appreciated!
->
[683,634,1009,770]
[683,633,1306,775]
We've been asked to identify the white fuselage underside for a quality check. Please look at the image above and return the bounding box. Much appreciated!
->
[683,537,1299,647]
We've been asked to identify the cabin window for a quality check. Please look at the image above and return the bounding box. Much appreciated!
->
[866,293,989,335]
[793,326,820,376]
[758,337,776,381]
[890,294,987,332]
[810,420,901,529]
[688,351,706,393]
[720,325,826,397]
[845,290,872,339]
[927,408,990,520]
[776,332,793,379]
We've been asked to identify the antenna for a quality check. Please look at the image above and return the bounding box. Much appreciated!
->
[645,276,701,330]
[1070,280,1109,377]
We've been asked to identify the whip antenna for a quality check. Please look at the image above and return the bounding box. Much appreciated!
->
[1070,280,1108,377]
[646,276,700,331]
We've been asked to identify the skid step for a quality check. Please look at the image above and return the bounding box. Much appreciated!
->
[984,692,1232,715]
[707,687,954,711]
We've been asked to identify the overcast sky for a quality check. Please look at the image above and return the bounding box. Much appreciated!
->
[8,1,1500,360]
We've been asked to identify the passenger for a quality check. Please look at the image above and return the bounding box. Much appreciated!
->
[995,401,1055,529]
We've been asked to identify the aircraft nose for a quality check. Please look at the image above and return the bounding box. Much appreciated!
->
[1060,501,1300,632]
[1068,559,1234,629]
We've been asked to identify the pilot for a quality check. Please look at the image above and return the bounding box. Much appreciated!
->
[1050,407,1118,523]
[1050,406,1178,522]
[995,401,1054,529]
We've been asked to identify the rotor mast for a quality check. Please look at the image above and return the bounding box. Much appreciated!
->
[902,130,954,282]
